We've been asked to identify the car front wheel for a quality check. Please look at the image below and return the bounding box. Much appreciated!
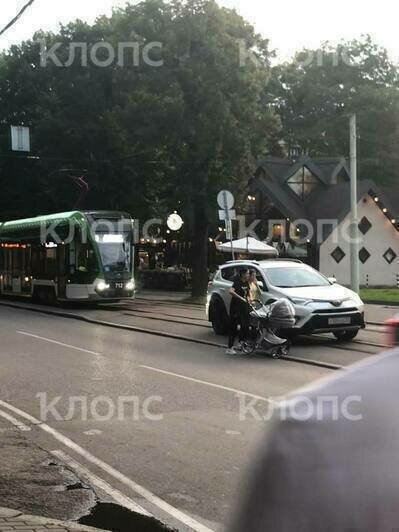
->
[333,329,359,342]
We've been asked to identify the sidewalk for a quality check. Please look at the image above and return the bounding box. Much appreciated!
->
[0,416,99,532]
[136,289,192,303]
[0,507,103,532]
[365,303,398,324]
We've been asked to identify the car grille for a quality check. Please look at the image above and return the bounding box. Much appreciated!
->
[312,307,358,314]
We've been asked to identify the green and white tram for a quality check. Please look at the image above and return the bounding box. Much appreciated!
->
[0,211,135,303]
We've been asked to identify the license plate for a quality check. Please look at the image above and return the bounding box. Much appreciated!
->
[328,317,351,325]
[115,283,124,289]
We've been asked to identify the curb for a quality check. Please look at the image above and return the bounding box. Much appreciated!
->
[364,300,399,307]
[0,506,103,531]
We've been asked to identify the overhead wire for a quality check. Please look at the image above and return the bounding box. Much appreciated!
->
[0,0,36,38]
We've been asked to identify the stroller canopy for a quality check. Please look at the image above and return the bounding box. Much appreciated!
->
[269,298,296,328]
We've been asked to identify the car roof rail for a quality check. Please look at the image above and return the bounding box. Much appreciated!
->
[261,258,303,264]
[224,260,260,266]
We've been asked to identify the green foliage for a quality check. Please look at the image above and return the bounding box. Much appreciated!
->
[0,0,277,212]
[0,0,279,294]
[269,35,399,183]
[3,8,397,293]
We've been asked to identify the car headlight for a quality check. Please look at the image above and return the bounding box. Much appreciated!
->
[125,280,135,291]
[289,297,312,306]
[97,281,110,292]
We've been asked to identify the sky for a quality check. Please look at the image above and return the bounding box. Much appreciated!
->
[1,0,399,62]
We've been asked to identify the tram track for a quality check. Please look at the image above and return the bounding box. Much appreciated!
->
[0,298,389,374]
[311,335,390,352]
[125,307,209,322]
[126,309,389,353]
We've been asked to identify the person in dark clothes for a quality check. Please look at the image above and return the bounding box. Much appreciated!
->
[226,268,250,355]
[229,347,399,532]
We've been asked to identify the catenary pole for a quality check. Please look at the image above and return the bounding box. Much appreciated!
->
[349,114,360,293]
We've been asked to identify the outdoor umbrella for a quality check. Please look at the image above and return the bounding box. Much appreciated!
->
[216,237,279,256]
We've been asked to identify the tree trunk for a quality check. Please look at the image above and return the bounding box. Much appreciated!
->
[191,195,209,298]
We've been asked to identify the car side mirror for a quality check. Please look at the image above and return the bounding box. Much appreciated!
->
[258,280,265,291]
[328,277,337,284]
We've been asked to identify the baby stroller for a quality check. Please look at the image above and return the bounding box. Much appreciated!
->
[241,298,296,358]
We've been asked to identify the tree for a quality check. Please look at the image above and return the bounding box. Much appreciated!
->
[0,0,280,296]
[269,35,399,183]
[107,0,280,295]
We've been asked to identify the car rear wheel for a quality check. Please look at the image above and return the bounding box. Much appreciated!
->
[210,298,230,335]
[333,329,359,342]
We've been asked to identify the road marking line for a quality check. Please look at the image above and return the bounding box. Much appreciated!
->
[0,400,41,425]
[52,450,152,517]
[0,400,214,532]
[16,331,101,356]
[139,365,276,404]
[0,409,31,431]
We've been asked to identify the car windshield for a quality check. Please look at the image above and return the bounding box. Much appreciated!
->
[264,266,330,288]
[97,234,131,272]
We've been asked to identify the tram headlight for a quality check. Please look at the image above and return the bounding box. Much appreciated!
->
[96,281,110,292]
[125,279,135,291]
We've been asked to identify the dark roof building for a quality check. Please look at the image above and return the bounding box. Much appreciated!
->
[247,156,399,286]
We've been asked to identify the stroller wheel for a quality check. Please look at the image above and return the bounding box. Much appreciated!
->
[280,342,290,356]
[240,341,256,355]
[272,344,289,359]
[271,347,281,359]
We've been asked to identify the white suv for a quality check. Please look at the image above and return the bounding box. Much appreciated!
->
[207,260,365,341]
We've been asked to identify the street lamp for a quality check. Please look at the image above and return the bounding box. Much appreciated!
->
[167,213,184,232]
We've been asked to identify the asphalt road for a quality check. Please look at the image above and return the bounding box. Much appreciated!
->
[0,414,97,521]
[0,301,391,531]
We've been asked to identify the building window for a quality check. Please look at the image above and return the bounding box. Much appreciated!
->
[331,246,346,264]
[272,223,283,240]
[286,166,319,200]
[383,248,397,265]
[359,247,371,264]
[358,216,372,235]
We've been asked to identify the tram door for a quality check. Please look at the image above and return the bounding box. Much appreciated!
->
[57,245,67,299]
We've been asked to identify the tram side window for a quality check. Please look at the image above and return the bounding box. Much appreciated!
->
[1,247,25,274]
[31,246,57,278]
[75,242,97,273]
[31,247,46,278]
[46,248,57,277]
[13,249,22,272]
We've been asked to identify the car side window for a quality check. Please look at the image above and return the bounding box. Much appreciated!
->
[254,269,268,291]
[221,266,236,281]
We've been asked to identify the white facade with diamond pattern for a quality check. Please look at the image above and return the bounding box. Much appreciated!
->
[320,195,399,286]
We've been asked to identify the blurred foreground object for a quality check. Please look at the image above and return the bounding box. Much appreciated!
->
[230,347,399,532]
[387,315,399,346]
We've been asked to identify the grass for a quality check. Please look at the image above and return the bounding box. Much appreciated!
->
[360,288,399,304]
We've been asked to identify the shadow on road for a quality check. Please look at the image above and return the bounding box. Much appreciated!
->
[79,502,174,532]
